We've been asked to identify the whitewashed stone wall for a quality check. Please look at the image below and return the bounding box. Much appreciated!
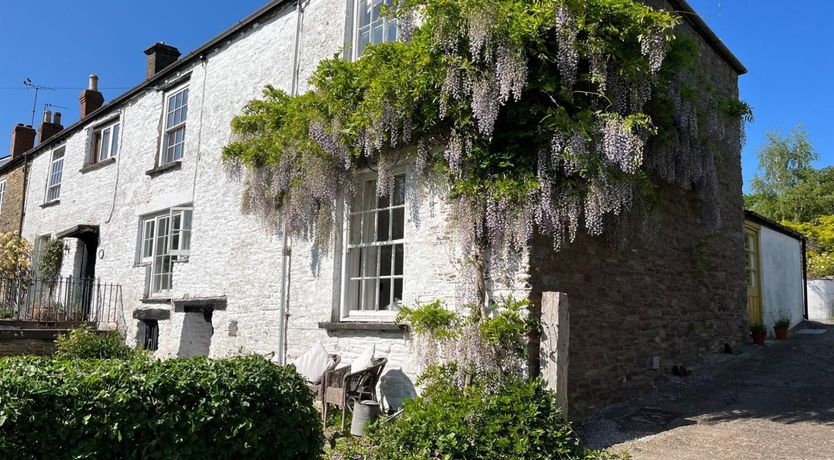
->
[20,0,531,384]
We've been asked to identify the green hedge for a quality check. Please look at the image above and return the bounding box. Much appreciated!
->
[0,355,323,459]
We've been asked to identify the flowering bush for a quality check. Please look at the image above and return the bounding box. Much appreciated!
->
[396,296,531,389]
[0,233,31,279]
[223,0,750,301]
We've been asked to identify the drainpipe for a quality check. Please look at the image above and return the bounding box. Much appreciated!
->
[802,237,809,320]
[278,0,306,365]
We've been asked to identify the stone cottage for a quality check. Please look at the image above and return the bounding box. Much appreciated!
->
[14,0,747,418]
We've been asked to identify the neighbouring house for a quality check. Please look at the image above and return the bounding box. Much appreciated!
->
[0,112,67,235]
[14,0,747,418]
[743,210,807,335]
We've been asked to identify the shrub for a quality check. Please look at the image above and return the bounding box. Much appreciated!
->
[330,379,621,460]
[0,355,324,460]
[38,238,64,279]
[54,328,135,359]
[0,233,31,279]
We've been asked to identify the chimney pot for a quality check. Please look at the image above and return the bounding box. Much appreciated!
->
[10,124,36,158]
[144,42,181,79]
[38,109,64,144]
[88,74,99,91]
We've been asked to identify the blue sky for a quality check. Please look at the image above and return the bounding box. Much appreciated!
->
[1,1,831,191]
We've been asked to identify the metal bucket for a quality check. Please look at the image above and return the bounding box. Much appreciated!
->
[350,400,381,437]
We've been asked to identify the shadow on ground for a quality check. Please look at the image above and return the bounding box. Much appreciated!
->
[577,322,834,452]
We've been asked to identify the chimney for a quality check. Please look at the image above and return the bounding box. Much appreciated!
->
[144,43,181,79]
[38,110,64,144]
[79,74,104,118]
[10,124,36,158]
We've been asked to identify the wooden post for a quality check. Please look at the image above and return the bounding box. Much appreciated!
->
[539,291,569,419]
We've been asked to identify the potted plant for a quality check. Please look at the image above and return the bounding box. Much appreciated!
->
[750,323,767,345]
[773,316,790,340]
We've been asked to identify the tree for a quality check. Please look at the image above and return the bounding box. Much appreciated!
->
[747,126,817,221]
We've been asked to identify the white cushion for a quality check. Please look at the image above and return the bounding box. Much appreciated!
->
[292,341,331,384]
[351,344,375,374]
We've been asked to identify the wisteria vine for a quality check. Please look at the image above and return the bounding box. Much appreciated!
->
[223,0,750,303]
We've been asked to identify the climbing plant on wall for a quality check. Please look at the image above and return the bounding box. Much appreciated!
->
[223,0,750,308]
[39,238,64,280]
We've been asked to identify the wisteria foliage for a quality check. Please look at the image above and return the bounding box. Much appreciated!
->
[222,0,747,277]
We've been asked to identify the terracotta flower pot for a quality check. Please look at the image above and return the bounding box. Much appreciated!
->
[773,325,788,340]
[751,330,767,345]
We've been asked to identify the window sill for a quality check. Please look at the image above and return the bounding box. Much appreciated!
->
[145,161,181,177]
[140,297,173,305]
[132,308,171,321]
[318,321,407,333]
[80,157,116,174]
[40,200,60,209]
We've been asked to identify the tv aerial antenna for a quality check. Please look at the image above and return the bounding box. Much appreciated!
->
[23,78,54,126]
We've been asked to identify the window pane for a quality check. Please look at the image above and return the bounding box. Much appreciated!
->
[111,123,120,157]
[348,247,362,278]
[394,244,403,275]
[392,208,404,240]
[94,132,102,160]
[143,220,155,259]
[394,278,403,306]
[101,128,111,160]
[393,175,405,205]
[377,192,389,209]
[362,179,376,212]
[372,21,383,45]
[350,213,361,245]
[380,245,392,276]
[361,212,375,244]
[371,0,384,21]
[359,0,371,27]
[358,28,371,57]
[379,278,391,310]
[386,18,398,43]
[363,279,377,311]
[348,279,361,310]
[376,208,390,242]
[362,246,378,278]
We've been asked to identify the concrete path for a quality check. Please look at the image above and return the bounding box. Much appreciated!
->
[578,322,834,460]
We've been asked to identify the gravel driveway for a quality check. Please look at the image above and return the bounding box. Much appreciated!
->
[578,322,834,460]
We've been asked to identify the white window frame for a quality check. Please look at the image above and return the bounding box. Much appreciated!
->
[94,120,121,162]
[140,207,193,296]
[0,179,6,214]
[340,171,406,321]
[160,85,189,166]
[45,147,65,203]
[350,0,399,60]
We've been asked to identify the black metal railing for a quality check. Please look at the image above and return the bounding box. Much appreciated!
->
[0,276,122,327]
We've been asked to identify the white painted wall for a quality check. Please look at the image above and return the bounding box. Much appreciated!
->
[758,226,804,334]
[807,279,834,321]
[19,0,530,385]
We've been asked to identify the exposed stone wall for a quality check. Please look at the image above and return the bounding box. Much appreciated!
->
[528,10,747,419]
[0,329,60,356]
[0,164,27,234]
